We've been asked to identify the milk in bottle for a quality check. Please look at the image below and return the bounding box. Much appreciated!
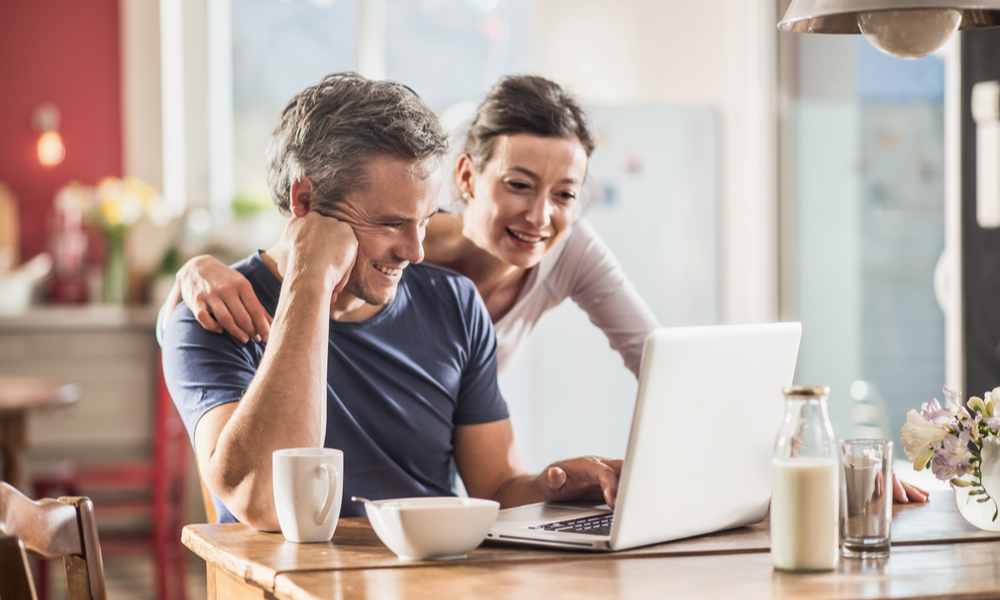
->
[770,386,840,571]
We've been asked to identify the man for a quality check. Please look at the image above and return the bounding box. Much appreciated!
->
[162,73,621,530]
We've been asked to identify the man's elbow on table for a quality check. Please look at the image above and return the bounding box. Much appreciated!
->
[222,487,281,532]
[200,455,282,532]
[195,406,282,532]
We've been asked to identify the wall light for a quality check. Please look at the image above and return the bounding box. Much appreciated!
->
[31,103,65,167]
[778,0,1000,58]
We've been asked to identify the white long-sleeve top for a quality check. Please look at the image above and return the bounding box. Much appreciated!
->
[494,218,661,376]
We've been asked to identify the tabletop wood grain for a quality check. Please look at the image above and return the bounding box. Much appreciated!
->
[182,490,998,597]
[273,541,1000,600]
[183,512,774,594]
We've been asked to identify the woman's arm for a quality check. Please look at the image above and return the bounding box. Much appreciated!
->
[159,255,273,344]
[559,219,661,377]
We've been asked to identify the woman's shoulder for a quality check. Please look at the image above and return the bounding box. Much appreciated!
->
[423,211,466,267]
[545,218,612,273]
[535,218,627,298]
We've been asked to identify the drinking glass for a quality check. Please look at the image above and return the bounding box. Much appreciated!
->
[840,439,892,558]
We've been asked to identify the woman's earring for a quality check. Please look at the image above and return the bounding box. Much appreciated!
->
[462,192,470,201]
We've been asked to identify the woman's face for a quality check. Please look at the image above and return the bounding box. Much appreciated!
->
[459,134,589,270]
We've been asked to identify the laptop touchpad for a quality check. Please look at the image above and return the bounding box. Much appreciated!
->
[495,501,610,523]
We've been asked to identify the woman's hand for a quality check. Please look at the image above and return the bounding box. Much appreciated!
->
[892,474,928,504]
[177,255,272,344]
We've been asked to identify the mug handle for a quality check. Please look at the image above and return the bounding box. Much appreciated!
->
[314,464,338,525]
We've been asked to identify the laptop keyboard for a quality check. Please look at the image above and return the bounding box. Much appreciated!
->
[529,513,614,536]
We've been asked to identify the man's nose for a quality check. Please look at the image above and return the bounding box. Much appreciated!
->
[525,193,552,228]
[396,224,424,265]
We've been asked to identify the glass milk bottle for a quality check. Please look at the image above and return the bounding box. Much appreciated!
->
[771,386,840,571]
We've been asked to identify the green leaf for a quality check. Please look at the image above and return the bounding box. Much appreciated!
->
[951,478,974,487]
[969,489,986,495]
[157,245,182,276]
[231,193,273,218]
[978,496,992,503]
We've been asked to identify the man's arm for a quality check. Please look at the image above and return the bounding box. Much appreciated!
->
[454,419,622,508]
[194,209,357,531]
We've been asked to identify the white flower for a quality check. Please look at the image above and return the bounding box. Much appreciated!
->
[985,387,1000,405]
[901,409,948,461]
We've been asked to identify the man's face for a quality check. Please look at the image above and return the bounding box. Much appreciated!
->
[326,155,442,306]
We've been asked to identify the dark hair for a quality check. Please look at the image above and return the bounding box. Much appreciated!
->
[460,75,596,185]
[266,72,449,215]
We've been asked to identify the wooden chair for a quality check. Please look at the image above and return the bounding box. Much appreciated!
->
[198,470,217,525]
[0,482,107,600]
[33,356,188,600]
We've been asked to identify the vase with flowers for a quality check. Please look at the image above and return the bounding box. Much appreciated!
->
[901,385,1000,531]
[54,177,161,304]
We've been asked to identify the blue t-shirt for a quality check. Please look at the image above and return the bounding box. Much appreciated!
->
[161,252,509,522]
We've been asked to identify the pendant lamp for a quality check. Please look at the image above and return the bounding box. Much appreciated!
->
[778,0,1000,58]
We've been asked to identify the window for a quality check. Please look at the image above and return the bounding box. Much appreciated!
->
[781,35,948,451]
[220,0,530,216]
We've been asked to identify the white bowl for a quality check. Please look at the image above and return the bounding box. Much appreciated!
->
[363,497,500,560]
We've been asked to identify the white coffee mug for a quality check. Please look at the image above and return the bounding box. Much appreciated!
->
[272,448,343,543]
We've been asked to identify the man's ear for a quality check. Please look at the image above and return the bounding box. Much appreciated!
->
[289,177,315,217]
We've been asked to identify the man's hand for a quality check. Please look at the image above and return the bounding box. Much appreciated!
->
[537,456,623,508]
[454,420,624,510]
[278,211,358,301]
[177,255,272,344]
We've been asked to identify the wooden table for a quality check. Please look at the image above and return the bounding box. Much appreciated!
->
[0,376,78,491]
[183,491,1000,600]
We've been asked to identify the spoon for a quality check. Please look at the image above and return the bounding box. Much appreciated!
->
[351,496,373,504]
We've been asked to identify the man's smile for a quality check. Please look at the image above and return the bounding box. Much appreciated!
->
[374,264,404,277]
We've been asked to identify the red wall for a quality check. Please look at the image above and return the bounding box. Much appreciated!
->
[0,0,122,261]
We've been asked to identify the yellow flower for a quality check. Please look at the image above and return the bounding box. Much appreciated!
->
[900,409,947,461]
[93,176,160,228]
[100,200,121,226]
[914,449,934,472]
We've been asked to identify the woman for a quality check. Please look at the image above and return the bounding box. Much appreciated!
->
[160,75,928,503]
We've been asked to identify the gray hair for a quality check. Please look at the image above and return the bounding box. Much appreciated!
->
[266,72,449,214]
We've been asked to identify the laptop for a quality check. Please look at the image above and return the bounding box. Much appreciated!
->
[486,322,803,551]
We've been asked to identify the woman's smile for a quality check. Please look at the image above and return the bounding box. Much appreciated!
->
[506,227,550,247]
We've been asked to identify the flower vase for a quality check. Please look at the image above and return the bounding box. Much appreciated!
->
[956,435,1000,531]
[103,227,128,305]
